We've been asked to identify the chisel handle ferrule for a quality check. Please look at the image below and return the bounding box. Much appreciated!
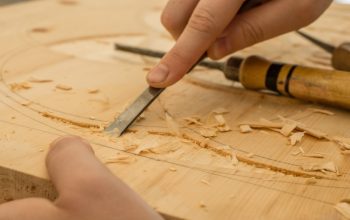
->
[332,42,350,72]
[240,55,350,109]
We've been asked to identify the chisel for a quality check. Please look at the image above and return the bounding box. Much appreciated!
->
[112,44,350,112]
[105,0,264,136]
[297,30,350,71]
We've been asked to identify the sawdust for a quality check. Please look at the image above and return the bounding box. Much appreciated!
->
[40,111,104,130]
[10,82,31,91]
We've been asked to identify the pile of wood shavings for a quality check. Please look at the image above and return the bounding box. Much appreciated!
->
[182,107,232,138]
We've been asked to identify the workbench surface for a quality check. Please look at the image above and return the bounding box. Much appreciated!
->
[0,0,350,219]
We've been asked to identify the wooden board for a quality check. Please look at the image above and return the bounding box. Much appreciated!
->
[0,0,350,219]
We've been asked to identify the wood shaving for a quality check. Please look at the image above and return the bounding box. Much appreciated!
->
[200,179,211,186]
[246,153,255,158]
[183,117,203,126]
[199,201,206,208]
[56,84,72,91]
[297,125,326,139]
[290,132,305,146]
[199,128,217,138]
[21,101,33,107]
[148,143,180,154]
[301,161,338,173]
[165,113,181,137]
[28,76,53,83]
[341,150,350,155]
[291,150,301,156]
[40,111,103,130]
[305,177,317,185]
[335,200,350,219]
[242,118,283,129]
[214,115,226,126]
[302,153,325,159]
[105,155,137,164]
[123,145,138,152]
[10,82,32,91]
[239,125,253,133]
[212,107,229,114]
[59,0,77,5]
[88,88,99,94]
[231,151,239,166]
[309,108,335,116]
[30,27,51,33]
[299,147,305,154]
[217,125,231,132]
[280,120,298,136]
[169,167,177,172]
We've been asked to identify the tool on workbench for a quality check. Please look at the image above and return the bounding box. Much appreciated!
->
[105,0,263,136]
[112,43,350,114]
[297,30,350,71]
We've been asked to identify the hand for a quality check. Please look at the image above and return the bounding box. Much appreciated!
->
[0,136,163,220]
[146,0,332,88]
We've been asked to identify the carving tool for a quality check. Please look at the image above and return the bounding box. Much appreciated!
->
[113,44,350,113]
[297,30,350,71]
[105,0,263,136]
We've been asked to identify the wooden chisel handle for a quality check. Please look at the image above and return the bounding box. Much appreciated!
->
[239,55,350,109]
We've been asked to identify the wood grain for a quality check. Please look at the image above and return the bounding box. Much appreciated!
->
[0,1,349,219]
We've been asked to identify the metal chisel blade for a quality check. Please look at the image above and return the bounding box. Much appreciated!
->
[105,87,164,136]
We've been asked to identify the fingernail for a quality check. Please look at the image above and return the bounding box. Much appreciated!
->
[147,63,169,83]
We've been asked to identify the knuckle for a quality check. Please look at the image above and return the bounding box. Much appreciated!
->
[187,7,217,35]
[161,10,177,32]
[238,18,265,46]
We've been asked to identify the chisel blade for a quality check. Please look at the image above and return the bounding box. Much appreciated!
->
[105,87,164,136]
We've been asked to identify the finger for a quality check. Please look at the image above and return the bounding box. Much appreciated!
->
[0,198,62,220]
[161,0,200,39]
[46,136,107,196]
[147,0,245,88]
[47,136,162,220]
[209,0,332,59]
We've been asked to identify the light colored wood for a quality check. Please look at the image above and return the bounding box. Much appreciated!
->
[0,1,349,219]
[239,55,350,109]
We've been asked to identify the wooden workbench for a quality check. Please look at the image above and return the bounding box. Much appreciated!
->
[0,0,350,219]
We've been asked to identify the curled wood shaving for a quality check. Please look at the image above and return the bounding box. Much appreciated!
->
[301,161,338,173]
[297,125,327,139]
[289,132,305,146]
[309,108,335,116]
[123,145,138,152]
[10,82,32,91]
[56,84,72,91]
[299,147,305,154]
[28,76,53,83]
[165,113,181,137]
[239,125,253,133]
[105,155,137,164]
[212,107,229,114]
[335,201,350,219]
[241,118,283,129]
[21,101,33,107]
[214,115,226,126]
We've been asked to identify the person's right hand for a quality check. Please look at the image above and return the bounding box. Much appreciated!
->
[146,0,332,88]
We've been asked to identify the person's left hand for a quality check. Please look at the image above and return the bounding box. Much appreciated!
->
[0,136,163,220]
